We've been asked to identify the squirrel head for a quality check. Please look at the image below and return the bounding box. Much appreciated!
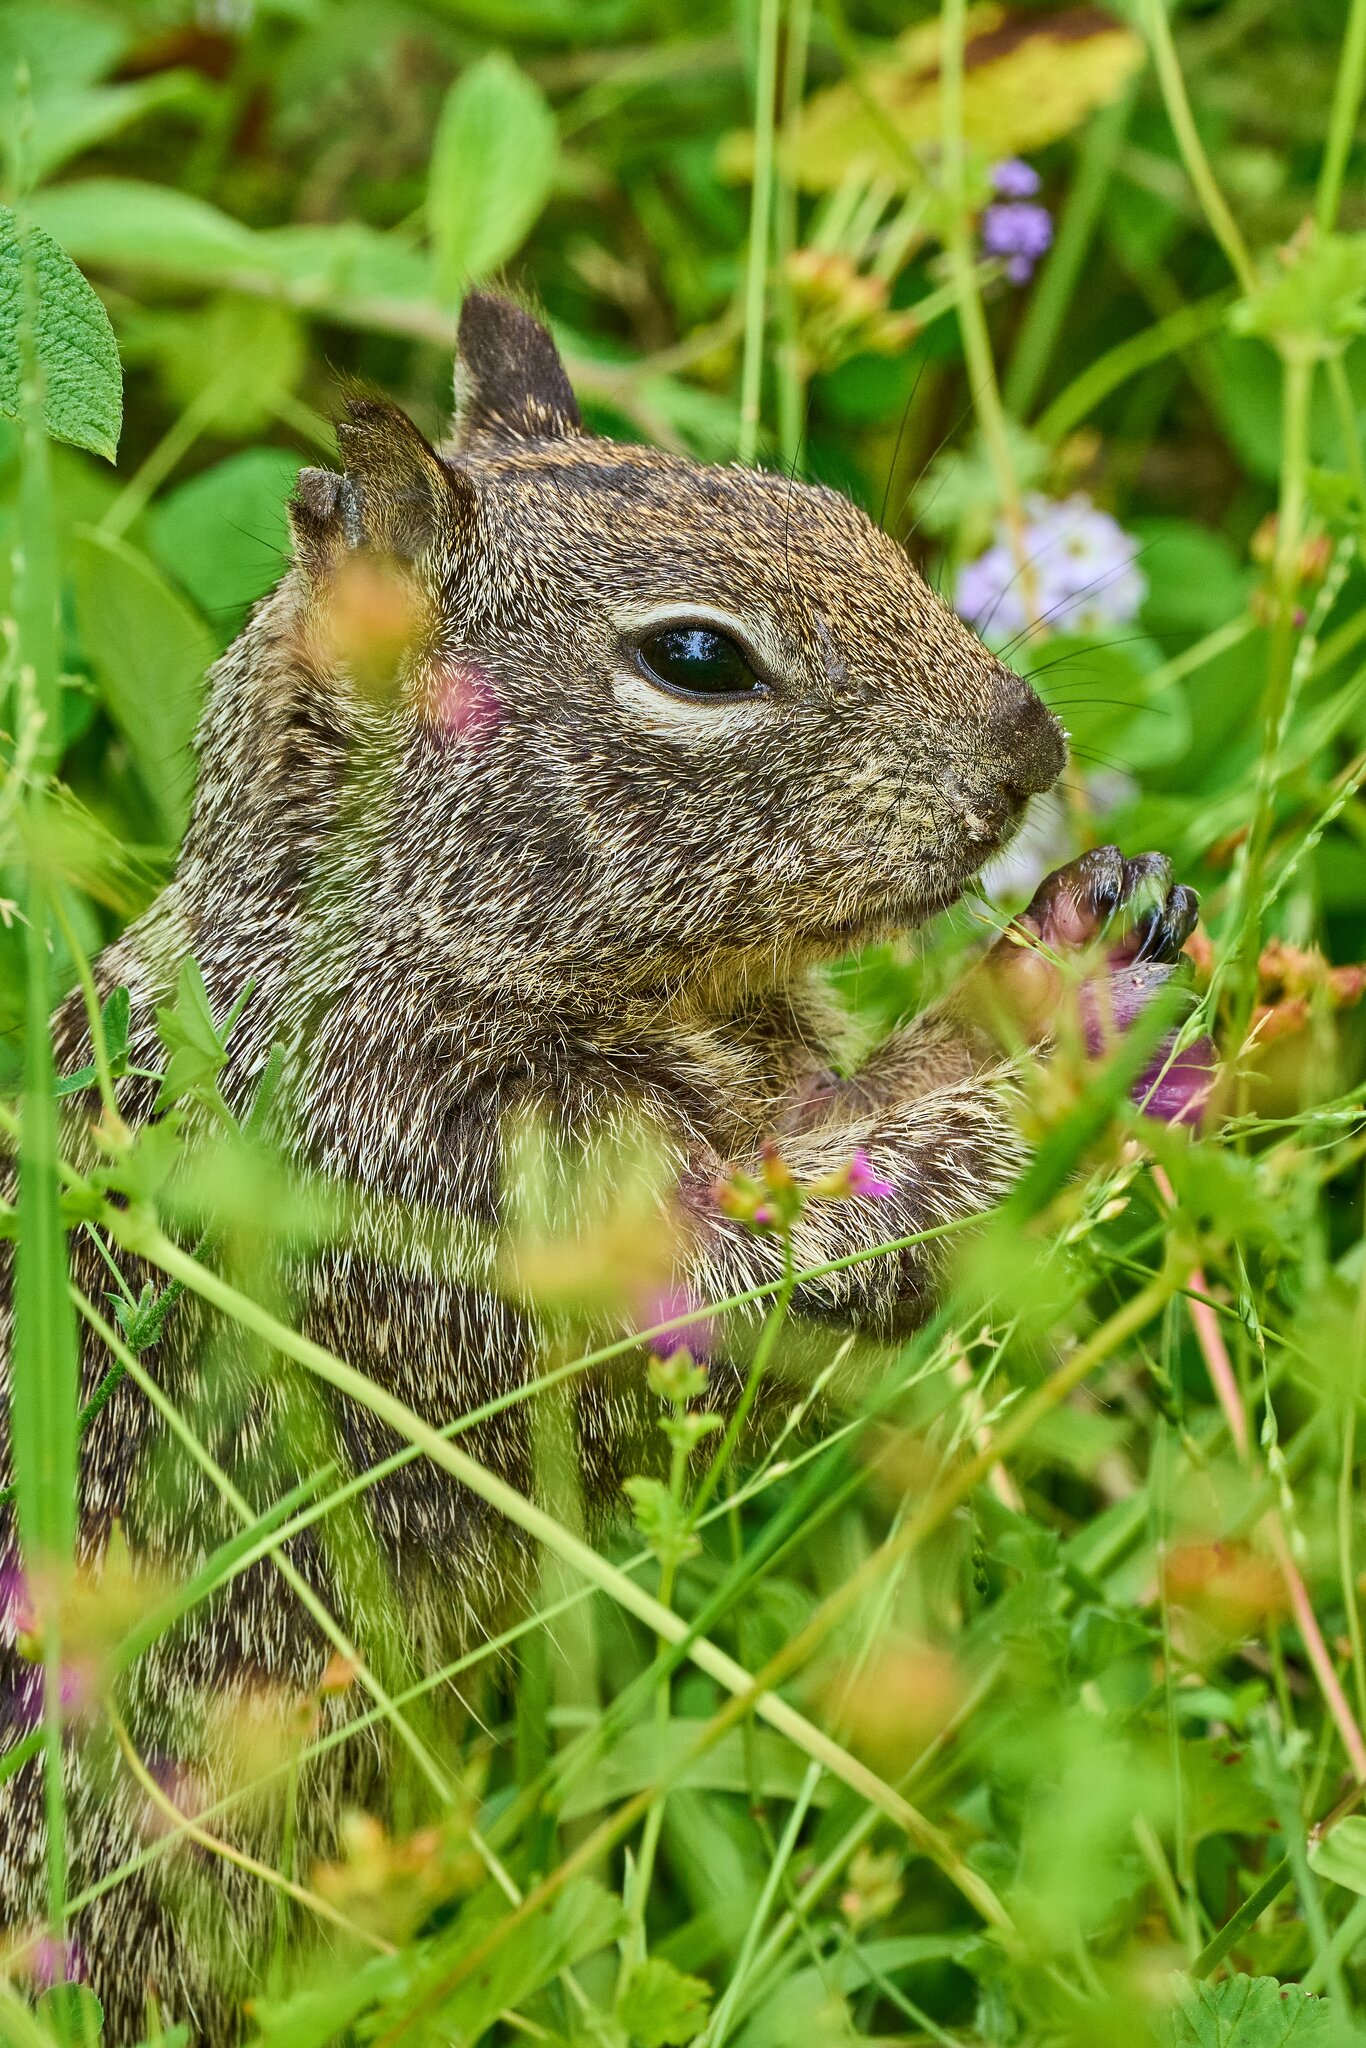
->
[213,292,1065,1005]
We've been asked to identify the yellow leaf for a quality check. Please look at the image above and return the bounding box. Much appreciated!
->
[724,6,1144,192]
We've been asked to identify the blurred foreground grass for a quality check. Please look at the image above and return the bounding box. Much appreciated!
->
[2,1,1366,2043]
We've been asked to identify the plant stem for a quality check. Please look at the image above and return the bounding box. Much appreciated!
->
[111,1218,1002,1924]
[774,0,812,470]
[1036,287,1234,443]
[1316,0,1366,234]
[939,0,1035,621]
[1007,84,1134,420]
[1230,348,1314,1038]
[738,0,782,464]
[1139,0,1257,297]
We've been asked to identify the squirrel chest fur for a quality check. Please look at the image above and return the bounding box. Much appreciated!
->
[0,293,1202,2042]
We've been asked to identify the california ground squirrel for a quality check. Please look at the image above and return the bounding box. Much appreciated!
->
[0,292,1198,2040]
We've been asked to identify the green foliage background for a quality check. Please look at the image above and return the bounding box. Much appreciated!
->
[2,0,1366,2044]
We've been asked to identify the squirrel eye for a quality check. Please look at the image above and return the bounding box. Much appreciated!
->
[636,626,764,699]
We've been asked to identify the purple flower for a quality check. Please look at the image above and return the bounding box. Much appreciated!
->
[1134,1035,1218,1127]
[981,201,1053,284]
[954,492,1147,643]
[991,157,1041,198]
[1078,977,1218,1128]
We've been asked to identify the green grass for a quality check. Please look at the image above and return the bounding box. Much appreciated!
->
[3,0,1366,2043]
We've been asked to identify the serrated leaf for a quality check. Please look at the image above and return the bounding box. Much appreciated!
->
[1168,1974,1335,2047]
[35,1982,103,2047]
[618,1958,712,2046]
[1230,231,1366,359]
[427,53,558,294]
[0,208,121,459]
[153,959,233,1113]
[69,526,211,835]
[102,985,131,1068]
[1309,1816,1366,1896]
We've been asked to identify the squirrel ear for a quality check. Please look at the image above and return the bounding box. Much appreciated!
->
[453,291,582,447]
[291,399,476,570]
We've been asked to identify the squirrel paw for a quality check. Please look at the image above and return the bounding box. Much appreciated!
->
[986,844,1201,1039]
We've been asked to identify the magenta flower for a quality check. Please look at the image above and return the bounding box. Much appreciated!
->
[809,1149,896,1202]
[1077,977,1218,1128]
[27,1935,88,1990]
[639,1283,713,1362]
[846,1149,895,1199]
[427,656,500,743]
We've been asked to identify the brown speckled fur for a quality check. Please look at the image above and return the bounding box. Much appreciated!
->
[0,295,1067,2040]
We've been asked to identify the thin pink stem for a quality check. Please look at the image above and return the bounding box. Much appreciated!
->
[1267,1516,1366,1786]
[1149,1168,1366,1782]
[1152,1165,1249,1462]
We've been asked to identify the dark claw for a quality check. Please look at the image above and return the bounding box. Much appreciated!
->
[1120,852,1174,921]
[1135,883,1200,964]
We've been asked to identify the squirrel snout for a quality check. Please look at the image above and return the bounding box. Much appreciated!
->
[991,674,1067,800]
[947,681,1067,843]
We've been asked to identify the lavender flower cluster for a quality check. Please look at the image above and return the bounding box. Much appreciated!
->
[981,158,1053,284]
[954,492,1148,642]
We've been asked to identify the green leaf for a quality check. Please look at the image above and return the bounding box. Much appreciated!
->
[30,182,437,316]
[437,1878,626,2039]
[102,985,131,1069]
[0,208,121,460]
[153,959,239,1113]
[35,1983,103,2047]
[1168,1974,1335,2047]
[618,1958,712,2047]
[1230,230,1366,360]
[152,297,305,436]
[0,4,193,186]
[29,179,270,284]
[13,893,81,1573]
[149,448,301,641]
[427,54,558,295]
[1309,1816,1366,1896]
[69,526,212,836]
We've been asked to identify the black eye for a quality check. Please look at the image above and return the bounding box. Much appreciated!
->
[636,626,764,699]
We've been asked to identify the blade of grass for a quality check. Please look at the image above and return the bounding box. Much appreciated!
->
[737,0,781,463]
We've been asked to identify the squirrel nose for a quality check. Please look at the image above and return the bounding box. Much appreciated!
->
[991,673,1067,799]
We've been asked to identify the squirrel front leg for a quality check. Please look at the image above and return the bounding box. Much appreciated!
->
[685,1067,1024,1334]
[784,844,1201,1133]
[688,845,1201,1334]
